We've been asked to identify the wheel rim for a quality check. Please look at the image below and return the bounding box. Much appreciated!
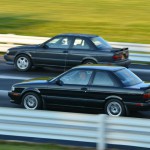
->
[24,95,38,109]
[107,102,122,116]
[85,61,94,64]
[17,57,29,70]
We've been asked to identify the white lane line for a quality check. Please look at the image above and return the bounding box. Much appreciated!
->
[131,68,150,73]
[0,75,31,80]
[0,90,9,95]
[0,68,149,80]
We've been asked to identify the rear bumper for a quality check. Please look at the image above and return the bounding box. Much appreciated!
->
[125,101,150,111]
[98,59,131,68]
[4,54,14,65]
[112,59,131,67]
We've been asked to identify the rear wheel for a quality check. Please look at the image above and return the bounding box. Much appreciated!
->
[82,60,97,65]
[105,99,126,116]
[15,54,32,71]
[22,92,42,110]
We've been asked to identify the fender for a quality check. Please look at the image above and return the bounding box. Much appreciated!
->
[21,87,41,95]
[82,57,98,63]
[105,95,122,101]
[15,52,32,60]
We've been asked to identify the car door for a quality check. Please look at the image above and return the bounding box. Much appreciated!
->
[45,69,94,108]
[66,37,95,67]
[87,70,122,108]
[32,36,72,67]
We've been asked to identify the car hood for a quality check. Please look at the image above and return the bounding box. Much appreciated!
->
[14,76,54,87]
[127,82,150,89]
[9,44,39,51]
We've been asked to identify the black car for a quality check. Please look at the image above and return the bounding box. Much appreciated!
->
[9,65,150,116]
[4,33,130,72]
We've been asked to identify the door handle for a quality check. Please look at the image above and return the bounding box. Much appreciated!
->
[81,87,87,92]
[63,50,68,53]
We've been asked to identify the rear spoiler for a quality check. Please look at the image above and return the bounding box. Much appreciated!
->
[140,85,150,90]
[113,47,128,53]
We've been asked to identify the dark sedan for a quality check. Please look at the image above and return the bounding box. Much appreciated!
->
[4,33,130,72]
[9,65,150,116]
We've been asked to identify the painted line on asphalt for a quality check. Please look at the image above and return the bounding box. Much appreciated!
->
[0,75,31,80]
[0,90,9,96]
[131,68,150,73]
[0,68,149,80]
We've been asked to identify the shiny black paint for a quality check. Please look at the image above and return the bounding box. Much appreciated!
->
[8,65,150,112]
[4,33,130,69]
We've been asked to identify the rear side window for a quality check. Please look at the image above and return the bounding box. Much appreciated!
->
[114,68,142,86]
[72,38,90,49]
[92,71,120,87]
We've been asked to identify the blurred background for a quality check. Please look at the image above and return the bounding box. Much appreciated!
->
[0,0,150,43]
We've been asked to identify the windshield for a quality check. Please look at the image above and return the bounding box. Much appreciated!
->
[114,68,143,86]
[91,36,112,48]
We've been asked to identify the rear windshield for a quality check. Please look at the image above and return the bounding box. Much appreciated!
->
[91,36,112,48]
[114,68,142,86]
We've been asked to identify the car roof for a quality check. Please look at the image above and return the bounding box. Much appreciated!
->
[73,65,125,72]
[57,33,98,38]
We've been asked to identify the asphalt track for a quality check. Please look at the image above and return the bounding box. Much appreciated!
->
[0,58,150,118]
[0,57,150,149]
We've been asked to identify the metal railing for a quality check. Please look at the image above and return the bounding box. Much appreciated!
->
[0,107,150,150]
[0,34,150,63]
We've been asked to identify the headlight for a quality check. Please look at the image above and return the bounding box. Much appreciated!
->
[6,50,10,54]
[11,86,15,91]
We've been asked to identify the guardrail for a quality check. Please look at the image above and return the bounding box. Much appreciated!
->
[0,34,150,63]
[0,107,150,150]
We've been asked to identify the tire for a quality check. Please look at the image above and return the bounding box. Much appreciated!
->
[105,99,126,116]
[22,92,42,110]
[15,54,32,72]
[82,60,97,65]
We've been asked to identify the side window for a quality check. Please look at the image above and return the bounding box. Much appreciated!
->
[60,70,93,85]
[92,71,119,87]
[72,38,90,49]
[45,37,71,49]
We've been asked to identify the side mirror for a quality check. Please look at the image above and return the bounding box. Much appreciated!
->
[42,44,48,49]
[56,79,63,86]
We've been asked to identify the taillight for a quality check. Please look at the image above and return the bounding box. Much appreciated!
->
[143,93,150,99]
[113,54,122,61]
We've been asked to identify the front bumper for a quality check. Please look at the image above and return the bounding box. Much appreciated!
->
[8,92,22,104]
[4,54,14,65]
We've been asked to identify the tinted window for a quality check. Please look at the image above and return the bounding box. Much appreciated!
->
[45,37,71,49]
[91,36,111,48]
[60,69,93,85]
[92,71,119,87]
[114,68,142,86]
[72,38,90,49]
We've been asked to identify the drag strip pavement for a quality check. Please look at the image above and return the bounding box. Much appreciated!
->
[0,75,29,108]
[0,63,150,118]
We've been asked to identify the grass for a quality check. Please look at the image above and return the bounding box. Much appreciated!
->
[0,0,150,44]
[0,141,121,150]
[0,141,95,150]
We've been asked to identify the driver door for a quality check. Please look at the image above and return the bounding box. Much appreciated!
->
[32,36,72,67]
[45,69,94,107]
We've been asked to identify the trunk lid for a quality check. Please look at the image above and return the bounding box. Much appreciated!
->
[112,47,129,61]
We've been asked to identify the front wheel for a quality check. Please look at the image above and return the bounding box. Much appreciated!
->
[105,99,126,116]
[15,54,32,72]
[22,92,42,110]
